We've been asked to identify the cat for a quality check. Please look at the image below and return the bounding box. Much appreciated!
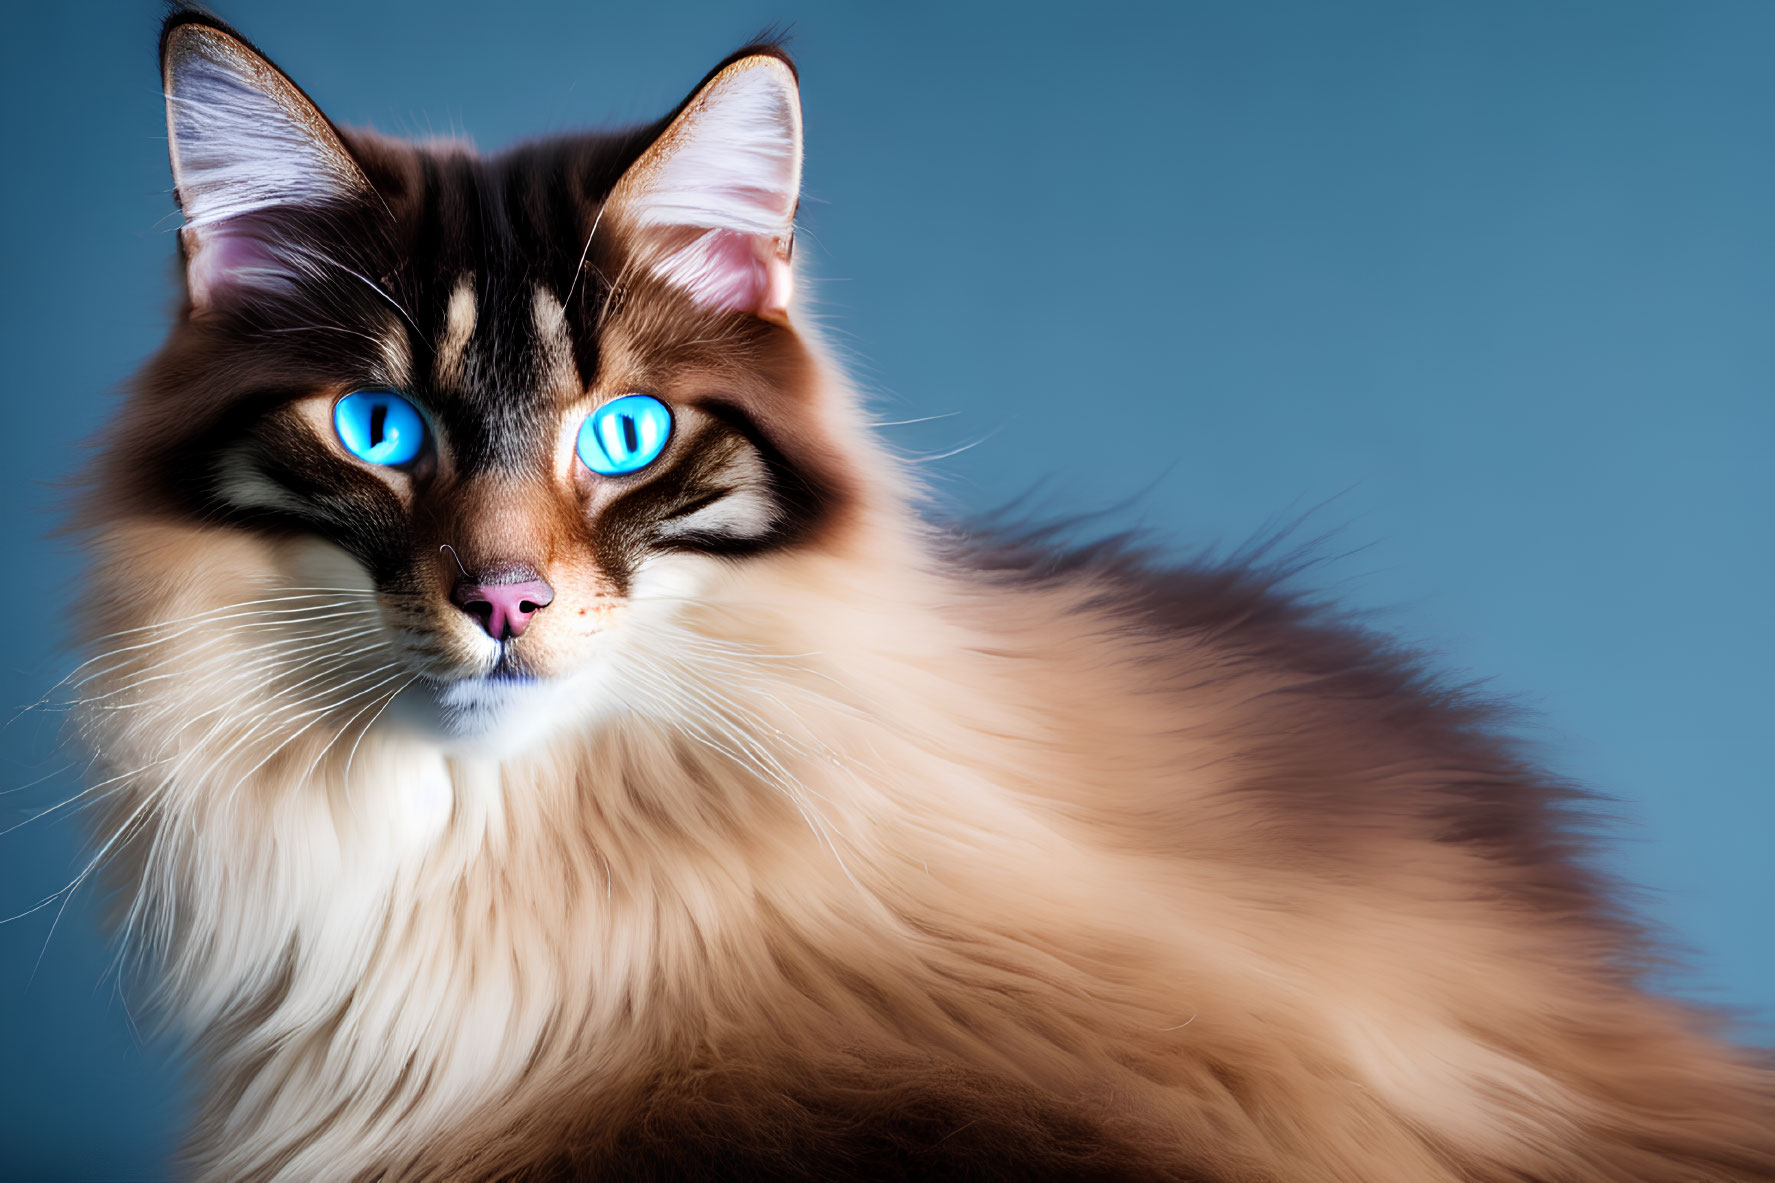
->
[68,7,1773,1181]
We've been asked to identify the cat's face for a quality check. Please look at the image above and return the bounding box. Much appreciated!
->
[106,15,858,751]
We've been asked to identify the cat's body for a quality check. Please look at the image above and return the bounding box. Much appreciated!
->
[75,11,1773,1181]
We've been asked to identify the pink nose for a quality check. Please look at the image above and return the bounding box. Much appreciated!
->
[451,574,554,641]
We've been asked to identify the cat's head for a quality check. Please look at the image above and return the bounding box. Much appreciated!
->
[96,12,877,753]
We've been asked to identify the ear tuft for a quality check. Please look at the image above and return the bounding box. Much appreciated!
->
[608,54,803,323]
[162,18,370,310]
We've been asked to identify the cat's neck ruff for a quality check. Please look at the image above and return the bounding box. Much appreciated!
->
[80,513,1627,1181]
[88,513,1171,1178]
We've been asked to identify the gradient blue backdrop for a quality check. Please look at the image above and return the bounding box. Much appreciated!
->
[2,2,1770,1177]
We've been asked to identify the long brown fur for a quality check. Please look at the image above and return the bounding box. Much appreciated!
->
[72,9,1774,1181]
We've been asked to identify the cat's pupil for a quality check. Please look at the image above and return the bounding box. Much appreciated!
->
[620,414,638,455]
[368,402,388,449]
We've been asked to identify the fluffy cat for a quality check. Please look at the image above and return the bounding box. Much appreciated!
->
[72,8,1773,1181]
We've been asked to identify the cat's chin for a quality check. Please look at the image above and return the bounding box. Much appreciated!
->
[388,669,606,758]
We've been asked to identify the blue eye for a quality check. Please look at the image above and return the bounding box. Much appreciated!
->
[577,394,672,475]
[334,391,426,466]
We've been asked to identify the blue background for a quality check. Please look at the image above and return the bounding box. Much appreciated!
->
[2,2,1770,1177]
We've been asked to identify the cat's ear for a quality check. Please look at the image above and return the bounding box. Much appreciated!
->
[606,50,802,324]
[160,14,373,312]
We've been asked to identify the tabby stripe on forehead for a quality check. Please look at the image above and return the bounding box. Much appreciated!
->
[435,277,477,388]
[532,287,579,399]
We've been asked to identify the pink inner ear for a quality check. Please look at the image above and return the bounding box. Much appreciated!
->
[658,228,794,321]
[184,226,290,312]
